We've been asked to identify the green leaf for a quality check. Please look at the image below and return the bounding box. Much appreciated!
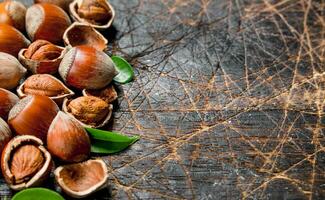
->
[12,188,65,200]
[112,56,134,83]
[85,127,140,154]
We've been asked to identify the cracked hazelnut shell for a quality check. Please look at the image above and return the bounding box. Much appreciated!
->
[63,22,108,51]
[1,135,52,190]
[54,159,108,198]
[59,45,118,90]
[17,74,74,105]
[8,95,59,142]
[69,0,115,29]
[62,96,113,128]
[0,24,30,57]
[18,40,67,74]
[47,111,91,163]
[0,88,19,120]
[26,3,71,44]
[0,1,26,31]
[0,52,27,90]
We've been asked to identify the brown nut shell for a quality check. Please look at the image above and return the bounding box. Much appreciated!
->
[54,159,108,198]
[17,74,75,105]
[0,52,27,90]
[1,135,52,190]
[47,111,91,163]
[8,95,59,142]
[34,0,73,11]
[26,3,71,44]
[69,0,115,29]
[0,24,30,57]
[63,22,107,51]
[62,97,113,128]
[0,1,26,31]
[0,88,19,120]
[0,118,12,156]
[18,40,67,74]
[82,85,117,104]
[59,45,118,90]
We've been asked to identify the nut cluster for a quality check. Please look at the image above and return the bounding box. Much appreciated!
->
[0,0,117,198]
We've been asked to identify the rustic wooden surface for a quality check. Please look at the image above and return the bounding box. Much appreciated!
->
[0,0,324,199]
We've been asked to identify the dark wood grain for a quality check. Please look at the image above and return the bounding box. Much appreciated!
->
[0,0,324,199]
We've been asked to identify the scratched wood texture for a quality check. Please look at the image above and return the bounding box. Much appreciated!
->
[0,0,324,199]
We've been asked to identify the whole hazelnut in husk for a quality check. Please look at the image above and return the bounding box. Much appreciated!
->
[63,96,113,128]
[47,111,91,163]
[0,52,27,90]
[1,135,52,190]
[26,3,71,44]
[0,24,30,57]
[8,95,59,142]
[18,40,67,74]
[54,159,108,198]
[0,1,26,31]
[0,88,19,120]
[59,45,117,90]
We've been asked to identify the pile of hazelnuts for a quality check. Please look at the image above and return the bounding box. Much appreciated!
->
[0,0,120,198]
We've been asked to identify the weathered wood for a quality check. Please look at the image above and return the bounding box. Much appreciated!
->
[0,0,324,199]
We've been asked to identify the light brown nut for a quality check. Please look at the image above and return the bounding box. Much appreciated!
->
[17,74,74,104]
[68,96,110,125]
[1,135,52,190]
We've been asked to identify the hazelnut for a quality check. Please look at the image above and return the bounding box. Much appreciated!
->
[63,22,108,51]
[10,145,44,184]
[47,111,91,163]
[24,40,63,61]
[1,135,52,190]
[54,159,108,198]
[78,0,111,24]
[17,74,75,105]
[0,24,30,57]
[0,118,12,156]
[0,52,27,90]
[8,95,59,142]
[0,88,19,120]
[34,0,73,11]
[26,3,71,44]
[70,0,115,29]
[18,40,67,74]
[59,45,118,90]
[83,85,118,104]
[63,96,113,128]
[0,1,26,31]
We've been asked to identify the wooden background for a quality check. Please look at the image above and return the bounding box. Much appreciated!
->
[0,0,324,199]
